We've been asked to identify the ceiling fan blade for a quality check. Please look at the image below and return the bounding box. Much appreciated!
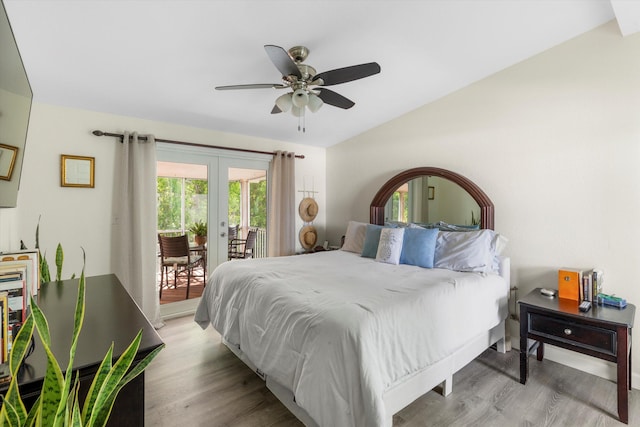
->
[264,45,302,78]
[215,83,286,90]
[315,88,355,109]
[314,62,381,86]
[271,105,282,114]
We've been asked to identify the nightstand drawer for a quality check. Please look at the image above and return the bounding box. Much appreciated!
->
[529,312,617,356]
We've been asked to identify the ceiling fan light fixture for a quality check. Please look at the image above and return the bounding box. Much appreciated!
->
[291,88,309,108]
[291,105,305,117]
[275,93,293,112]
[307,93,323,113]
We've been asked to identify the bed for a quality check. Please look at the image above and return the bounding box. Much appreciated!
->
[195,167,510,427]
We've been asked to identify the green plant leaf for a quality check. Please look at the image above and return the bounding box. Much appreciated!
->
[55,243,64,282]
[2,314,35,424]
[38,342,65,424]
[31,297,65,424]
[40,252,51,284]
[24,395,40,427]
[35,215,41,249]
[118,342,165,389]
[30,297,51,347]
[49,251,86,426]
[91,343,164,427]
[86,331,143,427]
[94,344,164,427]
[10,312,34,375]
[0,397,20,426]
[70,397,83,427]
[1,378,26,426]
[54,263,86,425]
[80,345,113,424]
[67,374,82,427]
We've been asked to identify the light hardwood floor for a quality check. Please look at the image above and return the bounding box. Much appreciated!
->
[146,315,638,426]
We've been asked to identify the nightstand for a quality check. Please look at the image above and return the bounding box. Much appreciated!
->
[519,288,635,424]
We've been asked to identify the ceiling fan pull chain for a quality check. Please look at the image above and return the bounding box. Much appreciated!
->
[298,108,306,133]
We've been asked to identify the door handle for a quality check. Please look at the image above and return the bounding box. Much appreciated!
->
[220,232,226,237]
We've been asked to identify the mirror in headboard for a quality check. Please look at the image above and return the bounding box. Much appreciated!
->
[0,1,33,207]
[370,167,494,230]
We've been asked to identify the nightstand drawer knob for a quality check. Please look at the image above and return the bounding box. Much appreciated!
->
[564,328,572,335]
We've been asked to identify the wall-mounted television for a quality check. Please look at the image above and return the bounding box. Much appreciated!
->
[0,0,33,208]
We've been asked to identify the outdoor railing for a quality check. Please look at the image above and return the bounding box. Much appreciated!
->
[159,227,267,259]
[254,227,267,258]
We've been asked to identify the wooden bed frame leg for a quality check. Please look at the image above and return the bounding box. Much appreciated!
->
[442,375,453,396]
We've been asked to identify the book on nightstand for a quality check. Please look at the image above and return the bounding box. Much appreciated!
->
[582,274,592,302]
[591,269,604,301]
[558,268,582,300]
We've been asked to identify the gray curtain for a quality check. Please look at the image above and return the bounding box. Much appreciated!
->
[112,132,163,328]
[267,151,296,256]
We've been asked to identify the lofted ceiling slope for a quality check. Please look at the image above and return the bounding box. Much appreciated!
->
[4,1,638,148]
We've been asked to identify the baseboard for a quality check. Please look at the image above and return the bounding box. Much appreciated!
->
[514,341,639,390]
[160,297,199,320]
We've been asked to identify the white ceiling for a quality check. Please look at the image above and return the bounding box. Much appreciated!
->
[4,1,639,148]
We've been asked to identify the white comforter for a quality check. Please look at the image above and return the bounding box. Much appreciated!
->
[195,250,508,427]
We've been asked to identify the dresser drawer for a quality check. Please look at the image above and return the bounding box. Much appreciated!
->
[528,312,617,356]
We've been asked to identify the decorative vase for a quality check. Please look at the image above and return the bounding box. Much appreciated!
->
[195,235,207,246]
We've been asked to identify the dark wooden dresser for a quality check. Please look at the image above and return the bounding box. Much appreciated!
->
[1,274,164,426]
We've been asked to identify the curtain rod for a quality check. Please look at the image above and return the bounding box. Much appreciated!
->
[91,130,305,159]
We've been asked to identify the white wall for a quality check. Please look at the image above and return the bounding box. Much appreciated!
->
[0,103,326,278]
[327,21,640,382]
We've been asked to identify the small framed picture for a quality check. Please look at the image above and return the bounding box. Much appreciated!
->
[428,186,435,200]
[0,143,18,181]
[61,154,95,188]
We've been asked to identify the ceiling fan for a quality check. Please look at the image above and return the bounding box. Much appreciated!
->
[215,45,381,131]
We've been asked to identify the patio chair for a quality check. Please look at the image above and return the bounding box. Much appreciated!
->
[228,229,257,260]
[158,233,203,299]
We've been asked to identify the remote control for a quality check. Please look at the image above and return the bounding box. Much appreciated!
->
[579,300,592,312]
[540,288,556,297]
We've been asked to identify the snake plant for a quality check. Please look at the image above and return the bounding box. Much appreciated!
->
[0,251,165,426]
[32,215,73,283]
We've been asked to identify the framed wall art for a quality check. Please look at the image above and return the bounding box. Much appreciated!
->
[428,186,435,200]
[61,154,95,188]
[0,144,18,181]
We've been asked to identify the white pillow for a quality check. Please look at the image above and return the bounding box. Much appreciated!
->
[341,221,367,253]
[434,230,496,273]
[491,232,509,271]
[375,228,405,265]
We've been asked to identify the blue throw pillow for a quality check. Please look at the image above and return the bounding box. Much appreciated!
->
[361,224,384,258]
[400,227,439,268]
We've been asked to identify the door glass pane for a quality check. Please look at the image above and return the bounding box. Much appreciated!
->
[184,178,208,239]
[228,167,267,259]
[157,161,208,304]
[157,177,182,231]
[228,181,241,229]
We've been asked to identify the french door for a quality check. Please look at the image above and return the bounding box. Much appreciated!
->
[156,143,270,315]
